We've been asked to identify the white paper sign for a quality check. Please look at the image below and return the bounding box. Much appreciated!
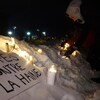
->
[0,51,42,100]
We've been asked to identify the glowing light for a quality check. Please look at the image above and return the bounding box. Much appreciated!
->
[72,50,80,56]
[16,50,34,64]
[49,65,57,73]
[62,56,66,59]
[30,56,33,61]
[42,32,46,36]
[65,57,69,59]
[47,65,57,85]
[29,56,34,64]
[13,26,16,29]
[8,31,13,35]
[37,49,42,54]
[0,37,35,65]
[18,50,32,64]
[11,37,15,46]
[61,43,70,51]
[5,37,16,53]
[64,43,70,50]
[61,47,64,50]
[18,50,29,58]
[62,56,69,59]
[27,32,31,36]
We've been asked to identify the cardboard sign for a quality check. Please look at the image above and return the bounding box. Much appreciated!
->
[0,51,42,100]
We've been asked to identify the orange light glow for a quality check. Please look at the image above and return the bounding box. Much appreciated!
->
[72,50,80,56]
[63,43,70,50]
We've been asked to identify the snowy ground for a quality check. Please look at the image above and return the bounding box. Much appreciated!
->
[0,35,100,100]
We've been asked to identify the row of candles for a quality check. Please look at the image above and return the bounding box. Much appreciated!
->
[47,42,80,85]
[4,37,57,85]
[4,37,79,86]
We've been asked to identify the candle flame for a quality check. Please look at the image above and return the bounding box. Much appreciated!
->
[37,49,42,54]
[61,43,70,50]
[62,56,66,58]
[64,43,70,50]
[72,50,80,56]
[62,56,69,59]
[0,37,35,66]
[49,65,57,73]
[18,50,28,57]
[18,50,34,64]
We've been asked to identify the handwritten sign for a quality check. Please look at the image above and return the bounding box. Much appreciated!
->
[0,51,42,100]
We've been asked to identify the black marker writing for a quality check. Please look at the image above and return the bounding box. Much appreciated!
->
[0,80,20,93]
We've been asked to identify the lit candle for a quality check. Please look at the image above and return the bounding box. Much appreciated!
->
[37,49,42,54]
[47,65,57,85]
[71,50,80,56]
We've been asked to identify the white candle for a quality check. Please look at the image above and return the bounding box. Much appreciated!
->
[47,65,57,85]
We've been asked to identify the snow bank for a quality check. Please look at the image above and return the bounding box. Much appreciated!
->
[0,35,100,100]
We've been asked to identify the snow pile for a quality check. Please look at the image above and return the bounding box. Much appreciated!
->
[0,35,100,100]
[39,45,100,98]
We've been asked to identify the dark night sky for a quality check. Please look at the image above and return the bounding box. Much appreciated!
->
[0,0,69,35]
[0,0,100,71]
[0,0,100,36]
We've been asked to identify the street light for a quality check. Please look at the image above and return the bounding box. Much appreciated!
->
[8,31,13,36]
[42,32,46,36]
[26,32,31,36]
[26,32,31,41]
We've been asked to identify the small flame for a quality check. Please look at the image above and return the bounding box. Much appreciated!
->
[18,50,34,64]
[72,50,80,56]
[30,56,33,61]
[18,50,28,58]
[61,43,70,50]
[37,49,42,54]
[62,56,69,59]
[29,56,34,64]
[49,65,57,73]
[0,37,35,65]
[62,56,66,59]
